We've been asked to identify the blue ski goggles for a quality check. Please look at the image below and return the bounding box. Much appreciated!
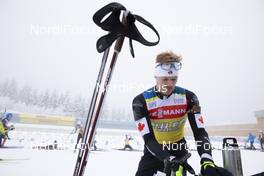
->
[155,62,182,71]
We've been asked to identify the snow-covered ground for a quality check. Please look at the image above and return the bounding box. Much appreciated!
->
[1,125,264,176]
[1,147,264,176]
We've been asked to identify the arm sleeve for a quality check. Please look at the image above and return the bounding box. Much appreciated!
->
[132,94,170,161]
[186,90,213,160]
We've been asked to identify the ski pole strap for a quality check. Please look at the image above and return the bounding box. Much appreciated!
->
[93,2,160,57]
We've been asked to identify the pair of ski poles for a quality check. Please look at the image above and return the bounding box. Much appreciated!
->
[72,11,128,176]
[73,1,160,175]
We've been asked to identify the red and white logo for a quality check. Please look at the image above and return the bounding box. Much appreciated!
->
[135,117,150,136]
[149,105,187,119]
[195,114,205,128]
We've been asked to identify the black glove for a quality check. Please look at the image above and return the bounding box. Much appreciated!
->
[200,158,220,176]
[164,153,195,176]
[201,158,234,176]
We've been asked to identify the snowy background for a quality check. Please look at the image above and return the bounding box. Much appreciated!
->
[1,124,264,176]
[1,0,264,125]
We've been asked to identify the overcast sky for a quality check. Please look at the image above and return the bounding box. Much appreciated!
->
[0,0,263,125]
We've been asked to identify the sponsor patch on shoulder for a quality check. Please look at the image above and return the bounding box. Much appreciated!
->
[135,117,150,136]
[195,114,205,128]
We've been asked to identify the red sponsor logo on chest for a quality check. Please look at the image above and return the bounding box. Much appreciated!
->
[148,104,187,119]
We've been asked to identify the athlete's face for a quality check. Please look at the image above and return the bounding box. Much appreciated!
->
[155,76,178,96]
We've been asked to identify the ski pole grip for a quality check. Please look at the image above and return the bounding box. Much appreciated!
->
[114,10,128,52]
[222,137,238,149]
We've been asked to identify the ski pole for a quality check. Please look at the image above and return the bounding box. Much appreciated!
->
[73,11,128,176]
[73,2,160,175]
[73,48,110,176]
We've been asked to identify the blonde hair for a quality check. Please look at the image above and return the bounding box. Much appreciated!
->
[156,51,182,63]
